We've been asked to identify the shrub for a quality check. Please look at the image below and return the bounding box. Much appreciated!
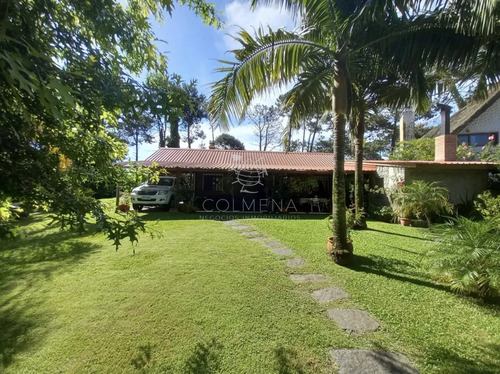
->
[474,191,500,221]
[389,138,435,161]
[426,217,500,299]
[392,180,453,224]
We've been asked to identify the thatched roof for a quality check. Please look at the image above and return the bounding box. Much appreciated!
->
[424,87,500,138]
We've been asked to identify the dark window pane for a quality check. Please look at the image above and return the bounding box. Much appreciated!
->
[458,135,469,145]
[204,174,223,191]
[470,134,489,146]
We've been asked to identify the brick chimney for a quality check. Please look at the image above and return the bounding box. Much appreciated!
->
[209,141,216,149]
[435,104,457,162]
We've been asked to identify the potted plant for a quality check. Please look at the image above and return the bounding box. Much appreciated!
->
[394,204,413,226]
[393,180,453,227]
[326,215,353,266]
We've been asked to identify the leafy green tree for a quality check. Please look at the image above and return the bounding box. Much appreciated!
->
[390,138,435,161]
[181,80,208,148]
[145,72,188,148]
[117,83,155,161]
[0,0,219,244]
[247,104,282,151]
[215,134,245,150]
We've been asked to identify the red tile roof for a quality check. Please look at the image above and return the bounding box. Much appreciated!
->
[144,148,377,173]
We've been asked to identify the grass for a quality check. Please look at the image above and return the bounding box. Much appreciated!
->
[0,210,499,373]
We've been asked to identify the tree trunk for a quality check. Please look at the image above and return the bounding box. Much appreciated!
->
[331,66,349,253]
[353,104,367,229]
[187,122,191,148]
[135,133,139,162]
[159,122,166,148]
[168,119,180,148]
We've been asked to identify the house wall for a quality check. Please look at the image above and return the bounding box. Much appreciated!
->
[376,165,489,205]
[405,168,488,205]
[459,98,500,135]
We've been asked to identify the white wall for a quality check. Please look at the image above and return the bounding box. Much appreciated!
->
[459,99,500,135]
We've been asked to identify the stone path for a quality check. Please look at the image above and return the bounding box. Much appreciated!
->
[327,309,380,334]
[223,219,419,373]
[330,350,419,374]
[311,287,349,303]
[290,274,329,283]
[283,257,307,268]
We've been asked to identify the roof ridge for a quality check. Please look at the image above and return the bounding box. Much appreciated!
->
[152,147,335,155]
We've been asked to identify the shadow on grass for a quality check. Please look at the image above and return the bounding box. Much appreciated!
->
[182,338,223,374]
[130,344,154,372]
[419,343,500,374]
[274,347,306,374]
[0,229,99,370]
[349,254,449,293]
[366,228,432,242]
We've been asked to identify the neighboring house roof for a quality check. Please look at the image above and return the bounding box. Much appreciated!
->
[143,148,377,173]
[364,160,497,169]
[424,87,500,138]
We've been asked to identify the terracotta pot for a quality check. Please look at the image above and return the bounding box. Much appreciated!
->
[327,236,354,266]
[399,217,411,226]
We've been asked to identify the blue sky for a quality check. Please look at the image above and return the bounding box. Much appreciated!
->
[128,0,298,160]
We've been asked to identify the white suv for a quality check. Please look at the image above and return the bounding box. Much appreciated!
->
[131,176,176,211]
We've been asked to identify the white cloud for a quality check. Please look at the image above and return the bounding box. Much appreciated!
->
[220,0,298,51]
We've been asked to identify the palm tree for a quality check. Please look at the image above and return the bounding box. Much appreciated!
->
[209,0,499,253]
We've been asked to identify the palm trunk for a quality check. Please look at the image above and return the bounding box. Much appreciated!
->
[286,124,292,152]
[332,112,348,250]
[353,105,367,229]
[331,66,349,253]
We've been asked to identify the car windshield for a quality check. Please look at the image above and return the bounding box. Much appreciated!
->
[148,177,174,187]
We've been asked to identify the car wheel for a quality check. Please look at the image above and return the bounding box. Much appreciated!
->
[132,204,142,211]
[163,203,171,212]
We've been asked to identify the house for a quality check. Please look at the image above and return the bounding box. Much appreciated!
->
[424,88,500,150]
[139,148,377,213]
[367,100,500,205]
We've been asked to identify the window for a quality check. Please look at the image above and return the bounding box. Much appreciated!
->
[203,174,223,192]
[457,132,498,147]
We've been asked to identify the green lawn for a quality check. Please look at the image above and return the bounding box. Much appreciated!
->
[0,212,499,373]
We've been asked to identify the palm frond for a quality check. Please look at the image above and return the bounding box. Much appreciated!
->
[208,27,333,129]
[281,61,335,127]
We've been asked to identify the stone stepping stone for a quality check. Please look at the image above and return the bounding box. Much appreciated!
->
[268,246,294,256]
[240,230,260,236]
[283,257,307,268]
[223,221,240,226]
[327,309,379,334]
[263,240,283,247]
[290,274,328,283]
[329,349,419,374]
[311,287,349,303]
[249,237,267,243]
[229,225,250,231]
